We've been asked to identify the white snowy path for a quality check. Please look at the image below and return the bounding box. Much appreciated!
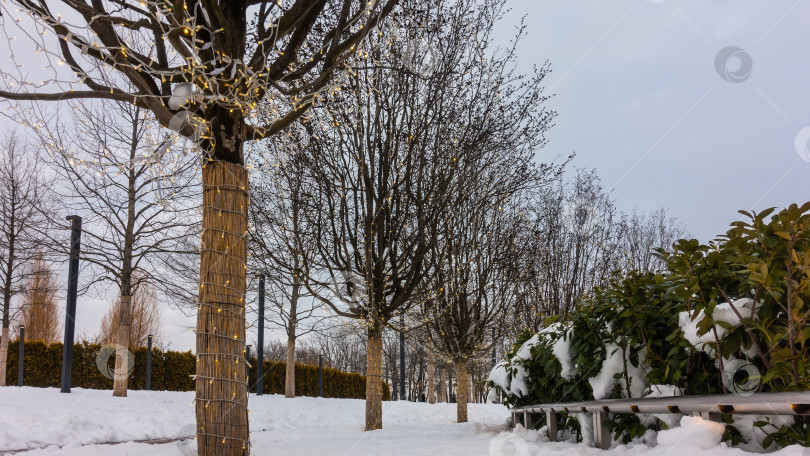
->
[0,387,807,456]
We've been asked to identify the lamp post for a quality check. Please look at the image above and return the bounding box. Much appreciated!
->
[61,215,82,393]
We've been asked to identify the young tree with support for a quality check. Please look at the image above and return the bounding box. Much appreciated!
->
[0,2,396,453]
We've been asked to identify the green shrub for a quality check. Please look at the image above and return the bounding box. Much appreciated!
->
[490,203,810,450]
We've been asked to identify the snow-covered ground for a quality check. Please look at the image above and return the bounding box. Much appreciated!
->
[0,387,807,455]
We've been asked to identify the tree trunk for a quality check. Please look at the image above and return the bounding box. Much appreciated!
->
[456,360,469,423]
[196,161,250,456]
[285,338,296,398]
[427,357,435,404]
[112,295,132,397]
[365,321,383,431]
[0,327,8,386]
[439,367,447,403]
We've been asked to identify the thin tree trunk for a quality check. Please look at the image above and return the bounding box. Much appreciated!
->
[112,295,132,396]
[285,338,296,398]
[427,356,435,404]
[113,115,138,398]
[456,360,469,423]
[365,321,383,431]
[196,161,250,456]
[0,327,8,386]
[439,367,447,403]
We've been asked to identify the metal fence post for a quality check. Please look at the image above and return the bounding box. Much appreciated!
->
[17,325,24,387]
[593,411,610,449]
[61,215,82,394]
[546,410,557,441]
[146,334,153,391]
[319,355,323,398]
[257,274,264,396]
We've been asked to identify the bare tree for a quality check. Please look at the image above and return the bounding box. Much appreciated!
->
[513,170,686,332]
[0,133,50,385]
[18,252,60,343]
[299,0,557,428]
[97,276,163,348]
[0,1,397,452]
[617,208,686,273]
[32,99,196,397]
[249,149,323,398]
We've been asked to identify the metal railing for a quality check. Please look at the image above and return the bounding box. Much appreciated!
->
[510,391,810,449]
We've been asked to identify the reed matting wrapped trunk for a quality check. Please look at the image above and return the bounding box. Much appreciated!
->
[196,161,250,455]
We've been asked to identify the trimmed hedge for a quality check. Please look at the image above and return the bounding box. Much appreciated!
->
[246,358,390,400]
[5,339,390,400]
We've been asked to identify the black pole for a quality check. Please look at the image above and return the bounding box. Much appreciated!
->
[399,314,405,401]
[17,325,24,387]
[318,355,323,398]
[146,334,153,391]
[257,275,264,396]
[492,327,496,368]
[61,215,82,394]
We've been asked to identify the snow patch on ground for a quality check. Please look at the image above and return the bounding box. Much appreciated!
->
[657,415,725,449]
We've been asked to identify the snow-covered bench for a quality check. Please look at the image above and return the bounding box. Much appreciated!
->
[511,391,810,449]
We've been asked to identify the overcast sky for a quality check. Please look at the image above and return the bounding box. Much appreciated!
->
[498,0,810,242]
[2,1,809,352]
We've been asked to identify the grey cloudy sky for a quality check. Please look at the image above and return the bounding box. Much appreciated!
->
[2,1,809,352]
[497,0,809,242]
